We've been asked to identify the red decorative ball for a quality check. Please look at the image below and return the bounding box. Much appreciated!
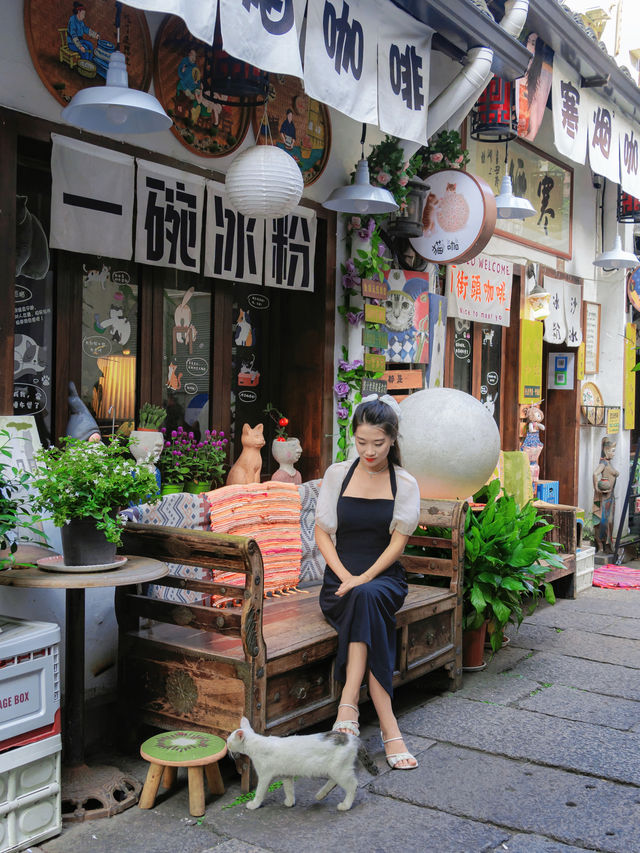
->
[278,417,289,427]
[276,436,286,442]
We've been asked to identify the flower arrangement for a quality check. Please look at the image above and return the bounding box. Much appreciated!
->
[31,437,160,546]
[137,403,166,431]
[0,428,47,568]
[334,348,383,461]
[157,426,228,487]
[264,404,290,441]
[418,130,469,175]
[364,135,423,212]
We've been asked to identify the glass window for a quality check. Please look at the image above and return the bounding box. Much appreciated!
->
[479,325,502,425]
[452,319,473,395]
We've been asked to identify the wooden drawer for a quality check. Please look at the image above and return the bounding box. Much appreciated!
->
[266,658,334,726]
[406,611,453,668]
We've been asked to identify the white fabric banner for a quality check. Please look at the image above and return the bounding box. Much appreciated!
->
[586,90,621,185]
[123,0,217,45]
[445,254,513,327]
[204,181,264,285]
[303,0,378,125]
[264,207,316,291]
[50,134,134,260]
[551,57,587,165]
[563,281,583,347]
[377,12,432,144]
[219,0,303,78]
[618,115,640,200]
[135,161,205,272]
[543,276,567,345]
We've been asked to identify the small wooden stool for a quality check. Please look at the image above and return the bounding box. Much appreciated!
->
[139,731,227,816]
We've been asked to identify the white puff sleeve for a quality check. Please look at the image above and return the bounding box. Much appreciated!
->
[390,467,421,536]
[314,461,351,536]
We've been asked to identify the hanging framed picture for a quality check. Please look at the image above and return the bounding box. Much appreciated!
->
[251,75,331,186]
[153,15,250,158]
[465,126,573,259]
[24,0,152,108]
[582,301,600,375]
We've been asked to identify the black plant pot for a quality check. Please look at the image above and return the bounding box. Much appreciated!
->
[60,517,117,567]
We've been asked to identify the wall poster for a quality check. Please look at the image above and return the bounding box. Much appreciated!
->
[466,129,573,259]
[582,301,600,375]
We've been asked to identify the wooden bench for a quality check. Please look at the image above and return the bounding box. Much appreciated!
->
[116,498,467,791]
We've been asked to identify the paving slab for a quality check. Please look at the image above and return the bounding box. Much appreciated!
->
[210,786,508,853]
[524,606,621,633]
[484,644,536,673]
[516,683,640,730]
[371,743,639,852]
[400,695,640,785]
[554,588,640,619]
[200,842,275,853]
[513,651,640,701]
[445,672,541,706]
[491,833,601,852]
[509,623,640,668]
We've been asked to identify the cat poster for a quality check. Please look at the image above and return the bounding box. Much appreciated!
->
[383,271,430,364]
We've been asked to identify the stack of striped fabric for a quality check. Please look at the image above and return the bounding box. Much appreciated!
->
[206,481,302,604]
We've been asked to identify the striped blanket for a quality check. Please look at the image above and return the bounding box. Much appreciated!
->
[592,564,640,589]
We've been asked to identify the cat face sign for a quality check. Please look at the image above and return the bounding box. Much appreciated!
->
[384,290,415,332]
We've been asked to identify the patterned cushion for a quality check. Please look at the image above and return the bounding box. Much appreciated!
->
[298,479,324,584]
[206,481,302,605]
[134,492,213,605]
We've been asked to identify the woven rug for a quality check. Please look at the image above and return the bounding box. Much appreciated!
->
[593,565,640,589]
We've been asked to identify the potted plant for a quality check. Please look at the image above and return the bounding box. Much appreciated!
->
[417,129,470,176]
[184,429,229,493]
[130,403,166,472]
[157,427,192,495]
[463,479,563,664]
[0,428,48,569]
[31,436,159,567]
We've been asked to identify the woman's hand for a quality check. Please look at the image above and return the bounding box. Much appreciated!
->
[336,574,368,597]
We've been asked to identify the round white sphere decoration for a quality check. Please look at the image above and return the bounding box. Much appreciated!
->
[225,145,304,218]
[398,388,500,499]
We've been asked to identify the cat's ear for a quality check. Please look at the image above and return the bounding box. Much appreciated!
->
[240,715,252,729]
[242,423,250,435]
[256,424,263,434]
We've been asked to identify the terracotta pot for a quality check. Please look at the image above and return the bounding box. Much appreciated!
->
[60,517,117,567]
[462,621,487,669]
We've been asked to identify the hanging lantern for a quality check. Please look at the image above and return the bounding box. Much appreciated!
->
[385,178,430,239]
[225,145,304,218]
[470,78,517,142]
[200,27,269,108]
[617,187,640,223]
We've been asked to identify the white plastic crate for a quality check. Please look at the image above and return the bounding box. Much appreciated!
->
[575,546,595,594]
[0,617,60,749]
[0,734,61,852]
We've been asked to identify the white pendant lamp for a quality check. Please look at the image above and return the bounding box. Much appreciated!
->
[593,234,639,270]
[225,145,304,218]
[322,124,398,215]
[495,173,535,219]
[62,50,172,135]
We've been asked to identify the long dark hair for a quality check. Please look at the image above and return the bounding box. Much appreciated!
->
[352,399,402,467]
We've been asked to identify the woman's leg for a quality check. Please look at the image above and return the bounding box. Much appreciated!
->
[368,671,417,768]
[334,641,367,732]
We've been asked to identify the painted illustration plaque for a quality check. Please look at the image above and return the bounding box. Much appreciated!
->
[252,75,331,186]
[410,169,497,264]
[24,0,152,108]
[364,353,386,373]
[153,15,250,158]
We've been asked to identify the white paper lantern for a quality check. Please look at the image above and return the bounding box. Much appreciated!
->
[398,388,500,500]
[225,145,304,218]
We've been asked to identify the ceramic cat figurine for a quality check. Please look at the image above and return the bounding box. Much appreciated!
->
[225,423,265,485]
[227,716,377,811]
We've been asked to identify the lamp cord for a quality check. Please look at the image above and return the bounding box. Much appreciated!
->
[115,1,122,50]
[360,122,367,159]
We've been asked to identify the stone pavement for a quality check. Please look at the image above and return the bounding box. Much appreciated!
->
[36,586,640,853]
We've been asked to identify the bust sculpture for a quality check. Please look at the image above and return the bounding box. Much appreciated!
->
[592,435,619,553]
[271,437,302,485]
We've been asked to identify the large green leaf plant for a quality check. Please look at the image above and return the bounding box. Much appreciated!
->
[464,479,563,651]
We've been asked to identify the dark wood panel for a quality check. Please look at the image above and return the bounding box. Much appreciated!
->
[54,253,83,443]
[0,121,17,414]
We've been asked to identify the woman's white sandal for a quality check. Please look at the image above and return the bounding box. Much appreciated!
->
[332,702,360,736]
[382,734,418,769]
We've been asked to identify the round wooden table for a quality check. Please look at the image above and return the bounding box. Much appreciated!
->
[0,552,168,822]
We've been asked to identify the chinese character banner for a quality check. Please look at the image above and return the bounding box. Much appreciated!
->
[50,134,134,260]
[551,57,587,164]
[204,180,265,286]
[135,160,206,272]
[446,253,513,327]
[264,207,316,291]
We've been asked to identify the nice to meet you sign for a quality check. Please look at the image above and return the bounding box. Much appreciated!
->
[447,253,513,327]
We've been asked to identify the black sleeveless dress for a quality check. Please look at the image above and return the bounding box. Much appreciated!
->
[319,458,408,697]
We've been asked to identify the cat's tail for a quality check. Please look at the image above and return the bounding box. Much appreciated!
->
[357,744,379,776]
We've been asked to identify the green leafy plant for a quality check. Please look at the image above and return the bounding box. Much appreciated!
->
[31,437,160,546]
[138,403,166,431]
[364,135,423,211]
[464,479,563,651]
[0,429,47,569]
[417,129,470,175]
[334,347,383,461]
[189,429,228,486]
[158,426,228,487]
[263,403,290,440]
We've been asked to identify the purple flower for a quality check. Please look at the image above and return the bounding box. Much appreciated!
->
[338,358,363,371]
[346,311,365,326]
[223,438,228,444]
[334,381,350,399]
[171,430,177,439]
[188,432,194,439]
[336,404,349,419]
[161,427,166,433]
[219,431,225,437]
[377,242,387,257]
[211,430,217,436]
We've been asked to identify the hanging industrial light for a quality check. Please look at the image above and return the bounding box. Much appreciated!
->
[617,187,640,223]
[385,177,430,239]
[593,234,639,270]
[62,3,170,134]
[494,142,535,219]
[322,124,399,215]
[470,78,517,142]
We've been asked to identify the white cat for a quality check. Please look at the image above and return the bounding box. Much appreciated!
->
[226,716,378,811]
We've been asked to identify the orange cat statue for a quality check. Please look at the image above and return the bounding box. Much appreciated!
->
[226,423,265,485]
